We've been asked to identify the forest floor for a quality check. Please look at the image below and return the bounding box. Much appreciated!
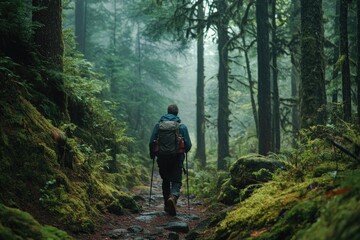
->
[74,171,211,240]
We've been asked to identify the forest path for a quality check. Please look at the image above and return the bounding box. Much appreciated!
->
[76,170,210,240]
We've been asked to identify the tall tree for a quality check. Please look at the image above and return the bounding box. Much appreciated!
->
[242,35,259,137]
[271,0,280,153]
[340,0,351,121]
[216,0,230,170]
[357,0,360,124]
[256,0,271,155]
[75,0,86,54]
[331,0,340,123]
[300,0,326,128]
[195,0,207,168]
[32,0,68,121]
[289,0,301,144]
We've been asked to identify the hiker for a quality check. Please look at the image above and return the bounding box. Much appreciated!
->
[149,104,192,216]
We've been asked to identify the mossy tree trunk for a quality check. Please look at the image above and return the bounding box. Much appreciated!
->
[256,0,271,155]
[216,0,230,170]
[32,0,68,122]
[300,0,326,128]
[195,0,207,168]
[340,0,351,121]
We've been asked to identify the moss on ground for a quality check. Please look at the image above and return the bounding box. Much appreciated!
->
[0,94,144,237]
[206,172,332,239]
[0,204,73,240]
[200,168,360,240]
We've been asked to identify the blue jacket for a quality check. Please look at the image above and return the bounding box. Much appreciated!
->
[149,114,192,158]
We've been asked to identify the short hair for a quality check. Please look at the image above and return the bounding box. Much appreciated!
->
[167,104,179,115]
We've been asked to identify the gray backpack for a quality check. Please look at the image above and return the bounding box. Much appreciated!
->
[156,121,184,156]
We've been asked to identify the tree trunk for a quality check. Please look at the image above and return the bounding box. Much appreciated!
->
[357,0,360,124]
[196,0,207,168]
[331,0,340,124]
[290,0,301,146]
[300,0,326,128]
[340,0,351,121]
[216,0,230,170]
[271,0,280,153]
[32,0,68,122]
[75,0,86,53]
[242,36,258,137]
[256,0,271,155]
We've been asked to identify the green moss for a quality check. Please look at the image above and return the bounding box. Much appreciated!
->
[294,170,360,240]
[212,179,318,240]
[0,88,142,235]
[295,196,360,240]
[107,200,124,215]
[0,204,73,240]
[217,178,239,205]
[255,201,319,240]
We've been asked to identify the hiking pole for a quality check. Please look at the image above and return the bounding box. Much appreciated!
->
[186,153,190,211]
[149,157,155,207]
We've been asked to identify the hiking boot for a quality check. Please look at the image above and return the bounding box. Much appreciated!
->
[166,195,177,216]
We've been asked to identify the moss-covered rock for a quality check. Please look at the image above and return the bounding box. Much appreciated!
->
[217,155,284,204]
[0,204,73,240]
[210,177,323,240]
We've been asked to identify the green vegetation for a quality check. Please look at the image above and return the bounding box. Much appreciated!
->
[0,8,146,236]
[0,204,73,240]
[188,124,360,240]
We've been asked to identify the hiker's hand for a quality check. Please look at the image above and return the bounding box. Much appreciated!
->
[150,152,155,160]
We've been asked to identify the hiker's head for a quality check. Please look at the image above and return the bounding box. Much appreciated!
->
[167,104,179,116]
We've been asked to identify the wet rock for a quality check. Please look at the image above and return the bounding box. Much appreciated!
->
[177,213,200,221]
[107,228,128,239]
[127,225,143,233]
[136,211,166,222]
[159,221,189,233]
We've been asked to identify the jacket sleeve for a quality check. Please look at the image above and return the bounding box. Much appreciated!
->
[149,123,159,159]
[180,124,192,152]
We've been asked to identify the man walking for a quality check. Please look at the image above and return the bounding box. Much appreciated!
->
[149,104,192,216]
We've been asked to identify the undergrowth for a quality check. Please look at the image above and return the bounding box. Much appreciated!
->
[192,123,360,240]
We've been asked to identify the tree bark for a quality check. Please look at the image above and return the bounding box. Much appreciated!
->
[242,36,258,137]
[331,0,340,124]
[357,0,360,124]
[196,0,207,168]
[216,0,230,170]
[300,0,326,128]
[256,0,271,155]
[271,0,280,153]
[290,0,300,145]
[32,0,68,122]
[340,0,351,121]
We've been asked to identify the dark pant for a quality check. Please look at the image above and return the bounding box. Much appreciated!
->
[157,154,184,201]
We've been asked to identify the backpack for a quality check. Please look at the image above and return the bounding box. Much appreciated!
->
[154,121,185,156]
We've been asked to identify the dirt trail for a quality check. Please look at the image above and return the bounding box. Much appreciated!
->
[76,171,210,240]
